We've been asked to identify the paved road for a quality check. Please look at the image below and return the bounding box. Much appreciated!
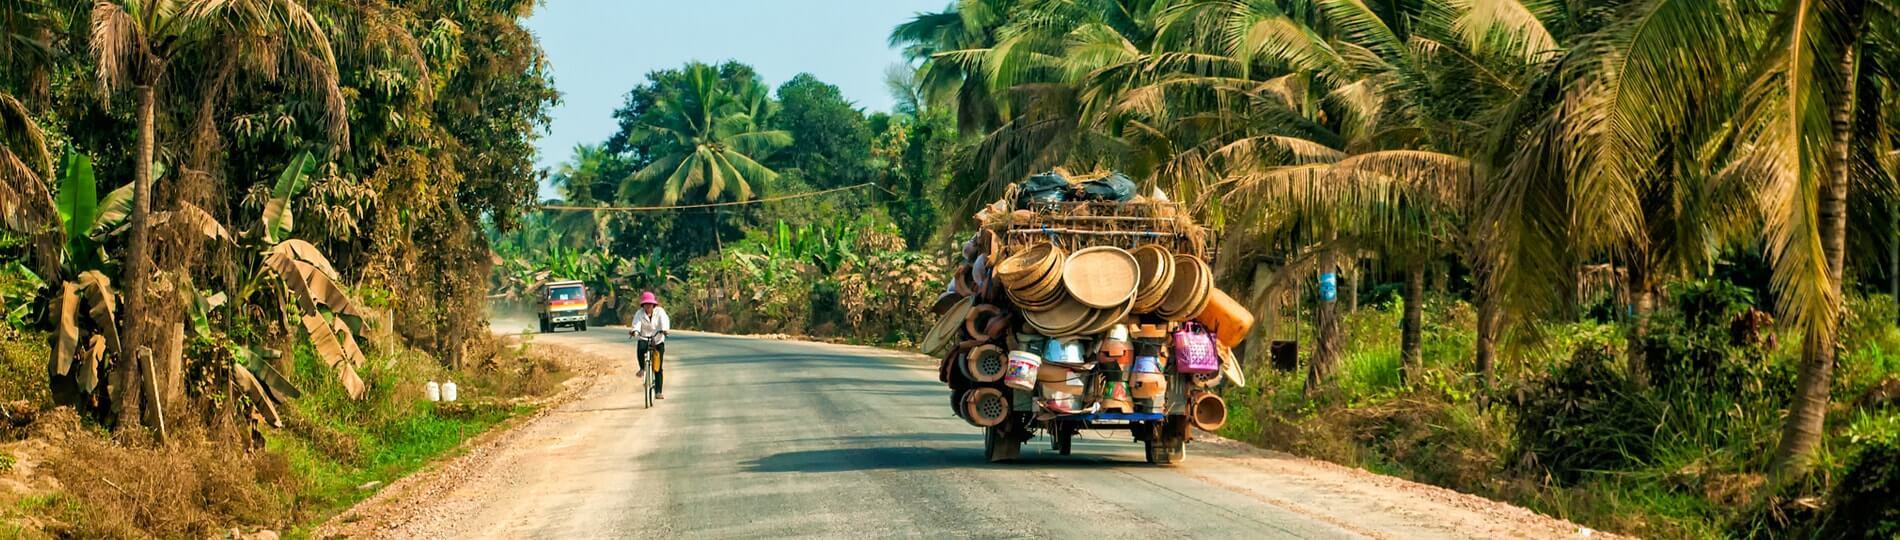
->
[331,327,1591,539]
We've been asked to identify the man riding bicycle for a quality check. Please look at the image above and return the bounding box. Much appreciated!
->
[628,291,670,399]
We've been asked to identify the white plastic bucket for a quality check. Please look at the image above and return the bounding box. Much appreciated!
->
[1005,351,1042,391]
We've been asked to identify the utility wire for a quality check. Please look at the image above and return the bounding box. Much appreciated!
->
[538,183,877,212]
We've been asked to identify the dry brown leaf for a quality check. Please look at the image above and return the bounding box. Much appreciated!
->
[54,281,79,376]
[79,335,104,393]
[153,202,233,243]
[76,270,121,355]
[268,238,344,284]
[337,362,366,400]
[330,316,366,368]
[231,363,284,427]
[302,314,348,369]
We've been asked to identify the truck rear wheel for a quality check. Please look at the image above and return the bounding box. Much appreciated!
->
[984,424,1021,463]
[1144,419,1188,466]
[1145,436,1185,465]
[538,318,551,333]
[1054,425,1074,455]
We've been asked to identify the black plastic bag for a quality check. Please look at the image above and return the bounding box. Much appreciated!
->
[1079,172,1137,202]
[1018,171,1071,206]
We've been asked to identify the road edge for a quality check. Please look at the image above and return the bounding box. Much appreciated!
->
[310,338,611,538]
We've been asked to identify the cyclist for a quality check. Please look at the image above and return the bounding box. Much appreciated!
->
[628,291,670,399]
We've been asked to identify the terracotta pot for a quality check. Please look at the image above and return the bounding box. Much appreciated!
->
[962,345,1009,383]
[1189,391,1228,431]
[965,304,1004,341]
[962,387,1010,427]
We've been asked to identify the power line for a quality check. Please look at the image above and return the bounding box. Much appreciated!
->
[538,183,877,212]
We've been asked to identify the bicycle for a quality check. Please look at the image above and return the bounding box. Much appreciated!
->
[643,343,663,409]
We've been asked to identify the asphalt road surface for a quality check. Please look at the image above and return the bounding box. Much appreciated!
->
[324,326,1594,539]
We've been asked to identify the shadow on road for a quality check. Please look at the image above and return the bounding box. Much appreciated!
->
[743,442,1161,473]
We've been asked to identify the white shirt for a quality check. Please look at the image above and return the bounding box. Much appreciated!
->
[630,306,670,344]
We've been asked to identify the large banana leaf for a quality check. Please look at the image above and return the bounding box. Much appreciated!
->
[53,151,98,269]
[89,184,132,240]
[261,151,314,244]
[262,239,368,399]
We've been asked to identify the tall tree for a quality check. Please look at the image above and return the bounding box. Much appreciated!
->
[771,73,873,189]
[618,62,791,205]
[89,0,345,427]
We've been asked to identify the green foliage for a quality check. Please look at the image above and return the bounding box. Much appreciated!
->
[619,62,791,205]
[771,74,874,189]
[259,151,314,244]
[0,260,44,328]
[1813,435,1900,539]
[1511,346,1664,485]
[0,330,51,409]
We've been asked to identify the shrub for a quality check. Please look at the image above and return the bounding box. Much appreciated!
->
[1809,435,1900,539]
[1510,345,1662,485]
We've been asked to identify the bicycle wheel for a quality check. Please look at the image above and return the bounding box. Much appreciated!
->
[643,368,654,408]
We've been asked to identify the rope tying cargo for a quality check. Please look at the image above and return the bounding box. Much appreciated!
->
[537,183,876,212]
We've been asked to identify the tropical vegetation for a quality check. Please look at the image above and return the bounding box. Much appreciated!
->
[873,0,1900,536]
[0,0,558,535]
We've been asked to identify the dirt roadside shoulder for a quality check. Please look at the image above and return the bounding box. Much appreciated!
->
[311,336,612,538]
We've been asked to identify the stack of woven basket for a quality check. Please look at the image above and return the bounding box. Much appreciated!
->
[925,171,1256,433]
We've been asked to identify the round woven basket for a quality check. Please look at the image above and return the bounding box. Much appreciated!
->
[1157,255,1211,321]
[996,242,1060,289]
[1131,244,1175,313]
[1062,246,1139,309]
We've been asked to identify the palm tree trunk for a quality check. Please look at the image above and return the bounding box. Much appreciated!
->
[1771,34,1861,481]
[1400,265,1424,386]
[1474,267,1499,404]
[1346,260,1359,314]
[1308,249,1341,394]
[115,83,157,429]
[1627,265,1653,384]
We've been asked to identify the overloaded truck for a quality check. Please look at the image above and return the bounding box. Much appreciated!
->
[537,280,589,333]
[923,171,1254,465]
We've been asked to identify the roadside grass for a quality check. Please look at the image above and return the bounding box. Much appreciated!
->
[0,332,569,538]
[0,331,51,412]
[1219,291,1900,539]
[275,338,559,536]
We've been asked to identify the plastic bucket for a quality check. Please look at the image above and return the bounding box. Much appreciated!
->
[1005,351,1042,391]
[1132,356,1163,374]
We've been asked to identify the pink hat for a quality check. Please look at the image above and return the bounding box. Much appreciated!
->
[639,291,659,306]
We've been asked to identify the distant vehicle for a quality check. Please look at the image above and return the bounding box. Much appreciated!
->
[538,280,589,333]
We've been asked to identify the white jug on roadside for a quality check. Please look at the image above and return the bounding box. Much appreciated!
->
[443,380,459,402]
[425,380,441,402]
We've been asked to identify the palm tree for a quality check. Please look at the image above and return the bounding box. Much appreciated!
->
[890,0,1020,134]
[1747,0,1882,482]
[89,0,345,428]
[1131,0,1560,391]
[0,0,62,276]
[619,62,791,205]
[548,143,613,249]
[1483,0,1896,480]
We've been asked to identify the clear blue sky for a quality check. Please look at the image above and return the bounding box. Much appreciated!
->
[523,0,944,198]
